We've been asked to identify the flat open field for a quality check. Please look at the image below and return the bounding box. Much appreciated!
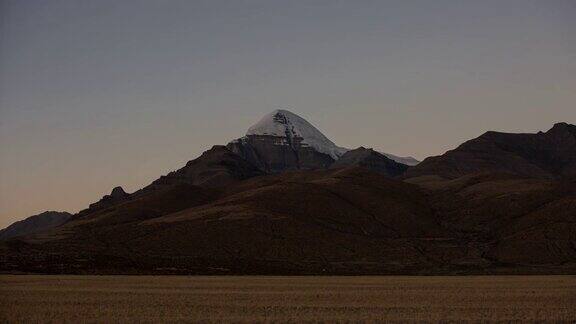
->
[1,275,575,323]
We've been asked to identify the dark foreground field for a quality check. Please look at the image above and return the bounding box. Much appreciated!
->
[1,275,575,323]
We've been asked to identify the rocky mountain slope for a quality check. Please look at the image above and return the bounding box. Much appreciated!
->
[2,166,574,274]
[143,145,264,190]
[0,168,454,274]
[331,147,409,177]
[406,122,576,180]
[0,211,71,241]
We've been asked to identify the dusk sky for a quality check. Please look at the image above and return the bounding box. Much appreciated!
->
[1,0,575,227]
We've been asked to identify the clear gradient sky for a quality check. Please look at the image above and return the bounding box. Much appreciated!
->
[1,0,575,227]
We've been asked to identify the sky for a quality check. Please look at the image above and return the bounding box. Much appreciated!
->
[0,0,575,227]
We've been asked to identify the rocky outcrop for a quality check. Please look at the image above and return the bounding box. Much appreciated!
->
[88,186,130,210]
[227,135,335,173]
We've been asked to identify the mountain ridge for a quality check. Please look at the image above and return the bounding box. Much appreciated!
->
[1,115,574,275]
[406,122,576,180]
[0,211,71,241]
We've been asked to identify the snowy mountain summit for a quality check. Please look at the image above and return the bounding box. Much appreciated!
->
[243,109,419,165]
[228,109,418,173]
[246,109,347,160]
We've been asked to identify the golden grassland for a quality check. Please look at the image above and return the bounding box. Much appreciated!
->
[1,275,575,323]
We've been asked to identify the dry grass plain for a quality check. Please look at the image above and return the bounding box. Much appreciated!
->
[1,275,575,323]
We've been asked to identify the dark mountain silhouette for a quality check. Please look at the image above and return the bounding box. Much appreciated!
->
[0,211,71,241]
[406,172,576,266]
[331,147,408,177]
[87,186,129,212]
[406,123,576,180]
[0,117,574,275]
[0,168,456,274]
[144,145,264,190]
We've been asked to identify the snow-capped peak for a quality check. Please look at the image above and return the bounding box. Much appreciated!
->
[242,109,420,165]
[246,109,348,159]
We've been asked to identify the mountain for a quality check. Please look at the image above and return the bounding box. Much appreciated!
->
[380,153,420,166]
[143,145,264,190]
[405,172,576,266]
[246,109,348,160]
[2,167,574,274]
[0,211,71,241]
[406,122,576,180]
[228,109,416,173]
[331,147,408,177]
[69,145,263,218]
[88,186,129,211]
[0,168,454,274]
[227,110,345,173]
[1,115,575,275]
